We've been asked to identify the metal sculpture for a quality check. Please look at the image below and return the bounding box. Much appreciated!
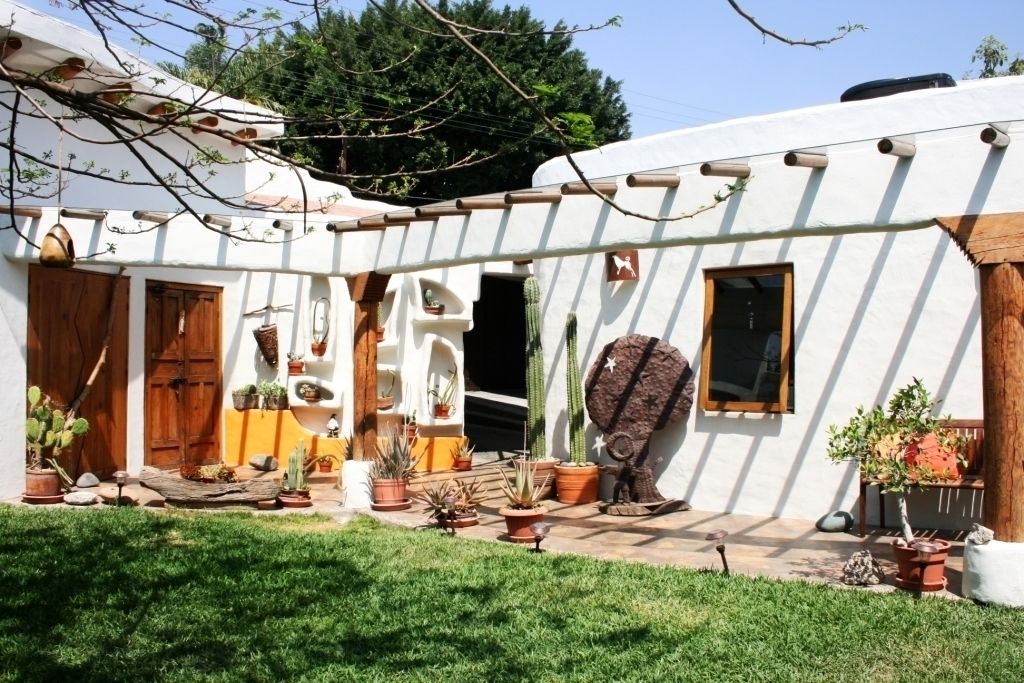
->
[585,334,695,516]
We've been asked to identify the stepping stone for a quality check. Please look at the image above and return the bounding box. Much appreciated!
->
[65,491,99,506]
[250,454,278,471]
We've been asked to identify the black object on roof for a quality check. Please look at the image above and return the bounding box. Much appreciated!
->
[840,73,956,102]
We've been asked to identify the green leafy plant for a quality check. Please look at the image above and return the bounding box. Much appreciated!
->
[281,439,309,493]
[826,378,965,544]
[286,351,304,361]
[428,367,458,412]
[371,427,420,481]
[25,386,89,479]
[499,458,550,510]
[257,380,287,399]
[455,441,474,461]
[231,383,257,396]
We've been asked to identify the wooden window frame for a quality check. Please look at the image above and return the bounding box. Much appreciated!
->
[699,263,794,414]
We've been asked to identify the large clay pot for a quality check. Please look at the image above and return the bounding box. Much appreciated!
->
[892,538,952,592]
[499,506,548,543]
[554,464,600,504]
[372,478,407,505]
[24,468,64,504]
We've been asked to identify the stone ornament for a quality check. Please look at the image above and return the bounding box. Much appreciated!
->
[842,549,884,586]
[585,334,695,515]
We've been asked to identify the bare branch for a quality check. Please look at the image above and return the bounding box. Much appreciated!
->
[726,0,865,48]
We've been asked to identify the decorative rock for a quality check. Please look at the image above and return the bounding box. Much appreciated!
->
[76,472,100,488]
[815,510,853,533]
[967,522,995,545]
[65,491,99,506]
[98,490,138,506]
[842,549,885,586]
[250,454,278,471]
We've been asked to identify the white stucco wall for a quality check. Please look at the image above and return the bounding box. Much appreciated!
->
[537,228,983,526]
[0,259,28,499]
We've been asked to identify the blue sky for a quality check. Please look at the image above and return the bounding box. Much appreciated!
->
[21,0,1024,138]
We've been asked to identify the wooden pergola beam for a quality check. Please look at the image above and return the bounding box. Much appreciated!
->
[60,208,108,221]
[700,162,751,178]
[783,151,828,168]
[981,126,1011,148]
[938,211,1024,541]
[561,181,618,196]
[625,174,680,188]
[456,197,509,210]
[504,190,562,205]
[414,205,471,218]
[345,272,392,462]
[878,137,916,158]
[132,210,172,224]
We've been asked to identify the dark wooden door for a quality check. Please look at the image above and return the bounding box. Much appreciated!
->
[27,265,129,480]
[145,281,222,469]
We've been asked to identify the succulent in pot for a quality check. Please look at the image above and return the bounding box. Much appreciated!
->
[498,458,550,543]
[286,351,305,376]
[24,386,88,502]
[258,380,288,410]
[415,478,484,528]
[428,367,458,419]
[231,383,259,410]
[370,426,420,510]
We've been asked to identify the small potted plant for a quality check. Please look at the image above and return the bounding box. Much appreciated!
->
[278,439,312,508]
[415,478,485,529]
[422,288,445,315]
[310,452,339,473]
[258,380,289,410]
[286,351,305,376]
[402,411,418,441]
[827,378,965,592]
[452,440,474,471]
[24,386,88,503]
[370,426,420,510]
[554,312,599,504]
[298,381,322,403]
[310,296,330,357]
[377,370,395,411]
[231,383,259,410]
[428,368,458,419]
[498,458,551,543]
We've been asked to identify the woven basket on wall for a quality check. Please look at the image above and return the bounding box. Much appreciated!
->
[253,323,279,366]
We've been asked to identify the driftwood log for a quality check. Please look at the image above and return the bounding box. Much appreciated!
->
[139,466,280,505]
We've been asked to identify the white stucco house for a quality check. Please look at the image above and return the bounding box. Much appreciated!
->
[4,0,1024,547]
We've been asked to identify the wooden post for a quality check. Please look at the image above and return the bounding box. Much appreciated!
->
[979,262,1024,540]
[346,272,391,461]
[937,212,1024,541]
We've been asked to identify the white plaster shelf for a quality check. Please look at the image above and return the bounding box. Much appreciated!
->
[412,314,472,330]
[286,374,341,409]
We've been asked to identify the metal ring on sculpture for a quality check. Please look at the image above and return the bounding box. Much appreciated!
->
[606,432,636,462]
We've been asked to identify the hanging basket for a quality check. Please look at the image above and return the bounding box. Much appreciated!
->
[253,323,279,366]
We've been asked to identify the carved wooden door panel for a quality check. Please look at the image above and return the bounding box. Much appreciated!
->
[145,281,222,469]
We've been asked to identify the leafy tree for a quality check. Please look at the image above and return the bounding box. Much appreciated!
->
[970,35,1024,79]
[169,0,631,201]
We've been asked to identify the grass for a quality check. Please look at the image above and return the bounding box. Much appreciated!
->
[0,507,1022,682]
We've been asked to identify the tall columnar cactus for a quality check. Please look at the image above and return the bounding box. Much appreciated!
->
[566,312,586,465]
[283,439,307,492]
[524,276,545,460]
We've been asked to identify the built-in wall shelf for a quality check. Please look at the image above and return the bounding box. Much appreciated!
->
[287,374,341,409]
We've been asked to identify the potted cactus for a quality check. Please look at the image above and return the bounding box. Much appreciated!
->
[554,313,599,504]
[24,386,89,503]
[278,439,312,508]
[258,380,288,410]
[422,288,444,315]
[498,458,551,543]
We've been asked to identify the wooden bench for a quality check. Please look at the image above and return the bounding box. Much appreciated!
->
[858,419,985,537]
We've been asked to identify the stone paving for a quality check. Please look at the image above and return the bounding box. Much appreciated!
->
[10,472,966,600]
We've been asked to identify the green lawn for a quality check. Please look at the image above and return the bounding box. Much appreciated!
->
[0,507,1022,682]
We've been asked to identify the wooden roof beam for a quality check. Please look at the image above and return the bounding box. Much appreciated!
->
[456,197,509,210]
[783,151,828,168]
[878,137,916,158]
[625,174,680,188]
[60,207,107,220]
[700,162,751,178]
[561,181,618,196]
[981,125,1011,149]
[414,205,471,219]
[132,210,172,224]
[504,190,562,205]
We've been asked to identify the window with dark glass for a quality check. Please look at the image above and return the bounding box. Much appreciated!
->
[700,264,794,413]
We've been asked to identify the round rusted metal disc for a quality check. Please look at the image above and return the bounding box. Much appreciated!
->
[585,334,694,440]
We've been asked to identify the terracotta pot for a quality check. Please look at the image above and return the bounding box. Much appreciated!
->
[376,326,385,342]
[433,404,452,419]
[452,457,472,472]
[442,513,480,530]
[287,360,305,376]
[499,506,548,543]
[310,341,328,357]
[300,386,321,402]
[554,463,600,504]
[317,462,332,473]
[372,478,408,505]
[423,304,445,315]
[403,424,418,442]
[377,396,395,411]
[892,538,952,592]
[24,468,62,499]
[278,493,313,508]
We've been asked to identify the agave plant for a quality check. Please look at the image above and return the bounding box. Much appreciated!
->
[499,458,550,510]
[414,478,485,522]
[25,385,89,472]
[371,427,420,481]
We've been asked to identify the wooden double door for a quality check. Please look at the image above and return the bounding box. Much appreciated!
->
[145,281,222,469]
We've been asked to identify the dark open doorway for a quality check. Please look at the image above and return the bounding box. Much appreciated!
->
[462,274,527,453]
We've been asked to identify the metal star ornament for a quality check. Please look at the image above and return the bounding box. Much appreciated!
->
[604,356,617,373]
[592,433,606,457]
